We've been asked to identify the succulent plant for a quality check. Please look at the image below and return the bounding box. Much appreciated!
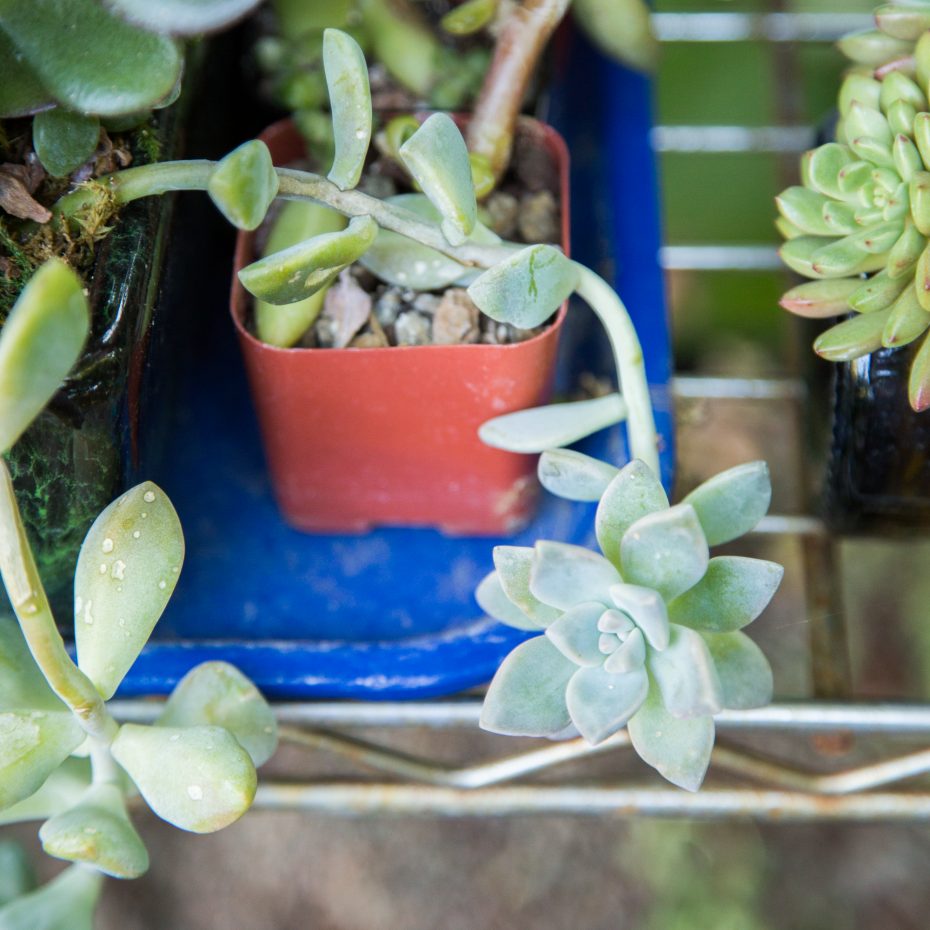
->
[477,457,782,791]
[839,3,930,75]
[776,67,930,410]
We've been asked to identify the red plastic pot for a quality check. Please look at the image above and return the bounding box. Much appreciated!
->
[230,117,570,535]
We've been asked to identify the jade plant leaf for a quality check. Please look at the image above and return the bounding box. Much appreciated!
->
[323,28,372,191]
[0,864,102,930]
[239,215,377,304]
[39,783,149,878]
[103,0,262,35]
[468,245,578,329]
[110,724,257,833]
[537,449,620,502]
[0,0,182,116]
[627,686,714,792]
[479,636,575,737]
[0,259,89,455]
[0,758,90,827]
[668,557,784,634]
[701,631,774,710]
[157,662,278,767]
[595,459,670,568]
[478,394,628,454]
[475,571,541,631]
[529,541,622,611]
[681,461,771,546]
[74,482,184,700]
[0,31,54,118]
[399,113,477,245]
[32,108,100,178]
[492,547,560,626]
[620,504,708,602]
[565,665,649,744]
[0,841,34,906]
[648,625,723,719]
[208,139,280,231]
[545,602,609,667]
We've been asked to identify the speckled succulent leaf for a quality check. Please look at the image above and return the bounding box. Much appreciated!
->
[915,113,930,167]
[0,259,89,455]
[915,245,930,311]
[910,171,930,235]
[806,143,854,199]
[813,309,891,361]
[780,279,858,318]
[700,631,773,710]
[682,461,771,546]
[627,686,714,792]
[848,268,909,313]
[440,0,498,35]
[565,665,648,745]
[529,541,622,612]
[910,331,930,410]
[475,571,541,631]
[667,556,783,634]
[323,29,372,191]
[887,222,925,277]
[545,602,609,667]
[0,757,89,827]
[838,30,912,67]
[468,245,578,329]
[479,636,575,737]
[399,113,476,245]
[239,215,377,304]
[157,662,278,767]
[31,108,99,178]
[779,236,834,278]
[0,0,181,116]
[111,724,257,834]
[811,233,889,277]
[609,584,670,650]
[595,460,670,567]
[0,840,33,905]
[207,139,279,231]
[883,281,930,347]
[838,73,881,115]
[479,394,627,454]
[103,0,262,35]
[537,449,620,502]
[0,31,54,118]
[775,186,836,236]
[74,482,184,700]
[492,547,561,626]
[39,783,148,878]
[648,624,723,719]
[0,864,101,930]
[846,101,894,148]
[0,710,85,812]
[619,504,708,603]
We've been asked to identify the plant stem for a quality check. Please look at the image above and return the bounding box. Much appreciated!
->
[466,0,573,182]
[572,263,660,474]
[0,461,117,743]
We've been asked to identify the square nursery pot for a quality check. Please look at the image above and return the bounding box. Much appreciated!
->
[230,117,570,536]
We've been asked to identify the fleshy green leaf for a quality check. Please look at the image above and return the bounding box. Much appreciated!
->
[111,724,257,833]
[440,0,498,35]
[775,186,835,236]
[0,841,34,906]
[910,331,930,411]
[701,631,774,710]
[0,0,181,116]
[876,4,930,41]
[468,245,579,329]
[399,113,476,245]
[323,29,372,191]
[529,541,622,611]
[537,449,620,502]
[208,140,280,232]
[158,662,277,767]
[479,394,627,454]
[39,783,148,878]
[609,583,670,650]
[779,279,858,319]
[595,459,669,568]
[628,685,714,791]
[565,665,648,744]
[239,215,377,304]
[572,0,657,73]
[0,259,89,454]
[0,31,53,118]
[813,309,891,362]
[0,865,102,930]
[848,269,910,314]
[32,108,100,178]
[492,547,561,627]
[475,571,540,631]
[682,461,772,546]
[0,757,89,827]
[668,557,784,634]
[602,627,646,675]
[838,29,912,67]
[74,482,184,700]
[102,0,262,35]
[883,281,930,348]
[648,624,723,719]
[545,602,609,668]
[0,618,68,712]
[620,504,708,603]
[479,636,575,737]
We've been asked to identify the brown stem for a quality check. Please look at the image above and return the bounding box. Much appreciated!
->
[466,0,572,183]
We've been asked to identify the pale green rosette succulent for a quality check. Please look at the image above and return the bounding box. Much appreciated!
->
[477,459,783,792]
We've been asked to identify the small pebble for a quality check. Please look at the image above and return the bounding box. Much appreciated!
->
[432,288,481,345]
[484,191,520,239]
[394,311,432,346]
[518,190,559,244]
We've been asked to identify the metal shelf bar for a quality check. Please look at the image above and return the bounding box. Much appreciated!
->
[652,12,872,43]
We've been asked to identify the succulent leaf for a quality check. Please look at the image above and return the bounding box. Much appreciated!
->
[883,281,930,346]
[806,143,854,199]
[537,449,620,502]
[887,221,926,277]
[608,583,670,651]
[546,602,611,667]
[875,4,930,41]
[0,618,68,713]
[0,757,89,827]
[911,171,930,235]
[207,139,279,231]
[0,864,102,930]
[701,631,774,710]
[475,571,541,631]
[780,279,857,318]
[648,624,723,719]
[32,108,100,178]
[682,461,772,546]
[0,30,54,118]
[775,187,835,236]
[813,308,892,361]
[849,268,910,312]
[839,73,882,115]
[440,0,498,35]
[837,29,912,67]
[0,840,34,905]
[529,541,622,611]
[102,0,262,35]
[565,665,648,744]
[909,330,930,409]
[492,547,561,626]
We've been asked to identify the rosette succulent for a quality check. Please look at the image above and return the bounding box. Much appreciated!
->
[776,67,930,410]
[477,457,783,791]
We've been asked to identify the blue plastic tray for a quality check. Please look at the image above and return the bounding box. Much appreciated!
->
[119,36,674,700]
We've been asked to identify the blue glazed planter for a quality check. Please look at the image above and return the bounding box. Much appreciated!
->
[108,34,674,700]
